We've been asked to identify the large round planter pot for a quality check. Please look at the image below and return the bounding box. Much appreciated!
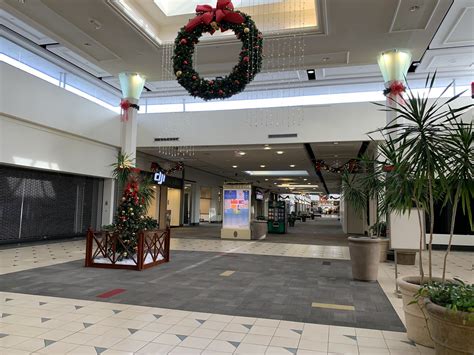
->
[379,238,389,262]
[397,276,452,348]
[348,237,381,282]
[425,299,474,355]
[397,276,433,347]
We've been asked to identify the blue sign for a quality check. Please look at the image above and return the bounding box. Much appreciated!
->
[153,171,166,185]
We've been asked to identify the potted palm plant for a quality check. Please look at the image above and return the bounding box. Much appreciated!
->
[369,221,389,262]
[341,155,386,282]
[421,282,474,355]
[374,74,473,347]
[417,121,473,355]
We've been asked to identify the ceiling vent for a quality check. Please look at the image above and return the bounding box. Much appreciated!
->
[154,137,180,142]
[268,134,298,139]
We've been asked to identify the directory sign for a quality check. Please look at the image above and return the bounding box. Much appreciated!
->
[223,189,250,228]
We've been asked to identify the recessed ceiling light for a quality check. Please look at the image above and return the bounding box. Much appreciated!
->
[303,178,308,181]
[274,182,277,185]
[308,183,311,185]
[289,164,296,168]
[409,5,420,12]
[276,151,284,155]
[265,178,269,181]
[232,165,238,168]
[264,145,271,150]
[322,57,330,62]
[333,142,339,145]
[260,164,266,168]
[238,151,246,156]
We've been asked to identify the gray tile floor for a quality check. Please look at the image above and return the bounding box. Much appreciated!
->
[0,250,405,332]
[173,218,350,246]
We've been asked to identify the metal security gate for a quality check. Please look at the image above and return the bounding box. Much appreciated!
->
[0,165,103,244]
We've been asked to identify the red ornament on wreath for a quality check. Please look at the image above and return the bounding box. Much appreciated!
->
[173,0,263,101]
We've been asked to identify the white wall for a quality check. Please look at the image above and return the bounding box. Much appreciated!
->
[137,103,385,147]
[0,63,121,146]
[0,115,118,178]
[137,97,473,147]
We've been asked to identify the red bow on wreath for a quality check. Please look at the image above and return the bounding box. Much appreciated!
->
[185,0,244,33]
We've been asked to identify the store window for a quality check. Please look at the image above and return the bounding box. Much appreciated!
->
[0,165,102,243]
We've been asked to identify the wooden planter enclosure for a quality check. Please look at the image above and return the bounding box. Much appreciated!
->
[85,228,170,271]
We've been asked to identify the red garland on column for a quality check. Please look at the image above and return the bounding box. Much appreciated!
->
[383,80,406,104]
[120,99,140,122]
[471,81,474,99]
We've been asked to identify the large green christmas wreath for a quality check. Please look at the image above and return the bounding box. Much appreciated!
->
[173,0,263,101]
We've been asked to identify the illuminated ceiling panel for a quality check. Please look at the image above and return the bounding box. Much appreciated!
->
[154,0,285,17]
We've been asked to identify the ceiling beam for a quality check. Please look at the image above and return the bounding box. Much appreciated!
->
[303,143,330,195]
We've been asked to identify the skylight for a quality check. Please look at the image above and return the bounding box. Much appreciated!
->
[154,0,284,17]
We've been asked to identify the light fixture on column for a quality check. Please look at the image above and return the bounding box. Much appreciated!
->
[377,49,411,298]
[377,49,412,85]
[377,49,412,103]
[118,72,146,121]
[119,72,146,102]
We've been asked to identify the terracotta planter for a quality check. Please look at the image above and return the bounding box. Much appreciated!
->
[348,237,381,282]
[379,237,389,262]
[425,299,474,355]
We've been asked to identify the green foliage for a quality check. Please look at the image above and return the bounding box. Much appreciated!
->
[373,73,473,223]
[141,216,159,231]
[341,169,367,218]
[106,154,158,259]
[369,221,387,237]
[138,175,156,210]
[111,153,134,186]
[443,120,474,229]
[173,12,263,100]
[415,281,474,314]
[372,73,473,279]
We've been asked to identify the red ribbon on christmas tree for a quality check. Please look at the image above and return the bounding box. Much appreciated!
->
[185,0,244,32]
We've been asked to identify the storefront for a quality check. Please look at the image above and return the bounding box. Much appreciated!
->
[147,171,184,228]
[0,164,103,244]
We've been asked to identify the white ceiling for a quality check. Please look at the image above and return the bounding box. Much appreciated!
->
[1,0,460,82]
[139,141,365,194]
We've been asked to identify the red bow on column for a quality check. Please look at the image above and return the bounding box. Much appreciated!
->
[185,0,245,33]
[120,99,131,122]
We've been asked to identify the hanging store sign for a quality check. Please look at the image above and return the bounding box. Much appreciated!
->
[153,171,167,185]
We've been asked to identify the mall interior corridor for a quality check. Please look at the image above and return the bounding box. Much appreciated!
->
[173,217,348,246]
[1,0,473,354]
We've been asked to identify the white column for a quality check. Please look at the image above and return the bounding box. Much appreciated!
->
[120,100,139,165]
[210,187,219,222]
[118,72,146,166]
[101,178,115,226]
[191,184,201,225]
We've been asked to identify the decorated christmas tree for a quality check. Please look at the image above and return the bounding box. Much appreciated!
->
[107,153,157,259]
[113,180,146,257]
